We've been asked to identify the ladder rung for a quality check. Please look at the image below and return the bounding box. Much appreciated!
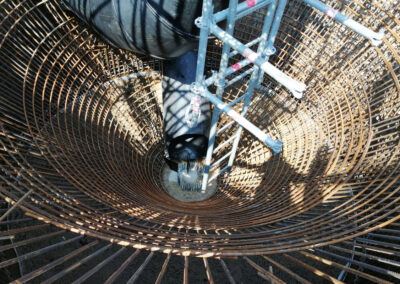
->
[205,59,252,87]
[205,56,257,88]
[226,67,255,87]
[205,72,218,86]
[235,0,272,21]
[209,24,306,98]
[202,88,283,154]
[226,58,250,76]
[228,93,248,107]
[213,134,239,154]
[229,37,262,58]
[209,166,231,182]
[213,0,273,23]
[216,120,235,135]
[210,151,232,169]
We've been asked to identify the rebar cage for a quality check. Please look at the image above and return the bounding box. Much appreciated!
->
[0,0,399,281]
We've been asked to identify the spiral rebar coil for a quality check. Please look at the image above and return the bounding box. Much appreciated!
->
[0,0,399,281]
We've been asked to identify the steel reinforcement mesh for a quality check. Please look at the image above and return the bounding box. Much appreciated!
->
[1,0,399,263]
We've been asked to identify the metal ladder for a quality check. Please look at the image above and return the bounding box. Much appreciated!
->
[191,0,384,192]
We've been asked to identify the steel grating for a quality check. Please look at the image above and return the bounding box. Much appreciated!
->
[0,0,400,282]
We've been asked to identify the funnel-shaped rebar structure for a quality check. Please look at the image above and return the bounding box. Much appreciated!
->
[1,0,400,282]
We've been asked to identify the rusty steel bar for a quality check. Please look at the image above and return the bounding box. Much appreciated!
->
[0,189,34,222]
[299,251,393,284]
[219,259,236,284]
[0,0,399,282]
[203,257,215,284]
[183,256,189,284]
[71,247,126,284]
[244,256,285,284]
[11,240,99,284]
[41,243,113,284]
[155,254,171,284]
[0,224,50,237]
[0,235,82,269]
[281,254,344,284]
[0,210,398,282]
[0,230,66,253]
[104,249,141,284]
[126,251,154,284]
[262,255,311,284]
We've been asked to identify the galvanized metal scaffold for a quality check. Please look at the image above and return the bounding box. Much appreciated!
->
[192,0,384,191]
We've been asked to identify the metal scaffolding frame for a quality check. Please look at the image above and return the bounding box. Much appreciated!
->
[193,0,384,192]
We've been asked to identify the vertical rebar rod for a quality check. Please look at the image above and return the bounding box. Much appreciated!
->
[0,189,34,222]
